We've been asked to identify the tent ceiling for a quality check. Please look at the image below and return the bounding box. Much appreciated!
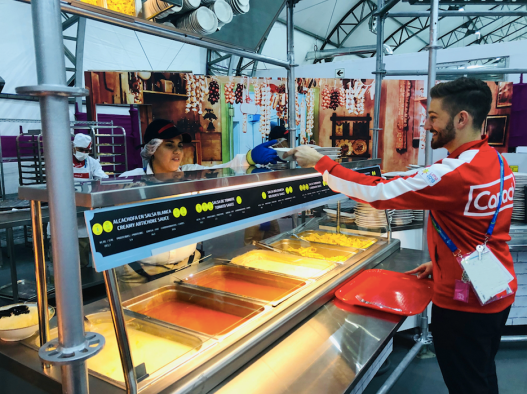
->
[277,0,527,63]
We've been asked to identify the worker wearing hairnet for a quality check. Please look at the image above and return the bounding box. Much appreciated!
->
[117,119,284,290]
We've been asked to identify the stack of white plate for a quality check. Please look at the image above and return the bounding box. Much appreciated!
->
[181,0,200,12]
[355,203,393,229]
[413,210,425,221]
[209,0,233,29]
[313,146,342,160]
[392,209,414,226]
[176,7,219,35]
[323,208,355,224]
[226,0,250,15]
[512,173,527,221]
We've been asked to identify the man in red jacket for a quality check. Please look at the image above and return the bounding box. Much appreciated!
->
[285,78,516,394]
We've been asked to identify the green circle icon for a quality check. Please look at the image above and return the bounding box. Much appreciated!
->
[196,204,202,213]
[306,184,310,190]
[173,208,180,218]
[208,202,214,211]
[92,223,103,236]
[236,196,242,204]
[262,192,267,200]
[202,202,208,212]
[180,207,187,216]
[103,221,113,233]
[299,185,304,191]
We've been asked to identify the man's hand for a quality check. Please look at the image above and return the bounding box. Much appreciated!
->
[283,145,324,168]
[405,261,433,279]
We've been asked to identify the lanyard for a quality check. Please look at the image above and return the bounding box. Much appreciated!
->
[430,150,504,256]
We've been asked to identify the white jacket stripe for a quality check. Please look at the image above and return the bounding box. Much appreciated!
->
[323,149,479,202]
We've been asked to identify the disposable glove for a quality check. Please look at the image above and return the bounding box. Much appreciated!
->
[246,140,284,165]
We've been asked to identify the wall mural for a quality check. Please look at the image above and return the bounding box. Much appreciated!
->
[85,71,512,173]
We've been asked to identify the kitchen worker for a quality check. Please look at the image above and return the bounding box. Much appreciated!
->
[285,78,517,394]
[117,119,283,288]
[72,133,108,180]
[48,134,109,269]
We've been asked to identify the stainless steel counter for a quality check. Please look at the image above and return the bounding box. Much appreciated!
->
[18,160,380,208]
[211,248,429,394]
[0,239,404,394]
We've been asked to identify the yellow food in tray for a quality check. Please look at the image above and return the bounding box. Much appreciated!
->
[300,233,377,249]
[106,0,136,16]
[286,246,347,262]
[231,250,336,279]
[87,322,196,383]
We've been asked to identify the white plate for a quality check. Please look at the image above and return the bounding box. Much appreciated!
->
[273,148,294,162]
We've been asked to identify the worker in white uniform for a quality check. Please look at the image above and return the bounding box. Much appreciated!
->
[117,119,283,289]
[72,133,108,180]
[49,134,109,268]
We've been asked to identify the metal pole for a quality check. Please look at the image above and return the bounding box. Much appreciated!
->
[422,0,439,256]
[29,0,88,391]
[336,200,341,234]
[30,201,50,357]
[372,0,385,159]
[104,269,138,394]
[501,335,527,342]
[373,0,400,17]
[6,228,18,302]
[75,17,86,109]
[376,341,424,394]
[287,0,297,170]
[388,10,527,18]
[384,68,527,76]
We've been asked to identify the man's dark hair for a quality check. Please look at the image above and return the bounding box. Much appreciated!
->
[430,77,492,128]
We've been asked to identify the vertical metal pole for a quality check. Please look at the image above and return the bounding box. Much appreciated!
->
[422,0,439,255]
[287,0,297,169]
[31,201,50,361]
[6,228,18,303]
[104,269,138,394]
[372,0,385,159]
[75,17,86,110]
[336,200,341,234]
[30,0,88,391]
[425,0,439,167]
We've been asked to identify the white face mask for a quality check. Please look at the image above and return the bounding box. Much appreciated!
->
[74,151,89,162]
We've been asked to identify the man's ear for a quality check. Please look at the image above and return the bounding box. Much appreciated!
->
[456,110,471,129]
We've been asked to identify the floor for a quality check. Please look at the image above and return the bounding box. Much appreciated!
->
[364,329,527,394]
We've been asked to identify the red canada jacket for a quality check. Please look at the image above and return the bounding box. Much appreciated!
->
[315,137,517,313]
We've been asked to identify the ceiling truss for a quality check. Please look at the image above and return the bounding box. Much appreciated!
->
[313,0,377,63]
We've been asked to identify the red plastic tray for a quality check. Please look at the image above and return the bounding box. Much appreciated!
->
[335,269,433,316]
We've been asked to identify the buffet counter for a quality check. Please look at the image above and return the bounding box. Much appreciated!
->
[0,241,425,394]
[0,160,415,394]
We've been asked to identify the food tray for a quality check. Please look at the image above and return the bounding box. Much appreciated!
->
[230,250,337,279]
[295,230,378,249]
[269,239,359,263]
[123,284,267,337]
[182,265,308,305]
[27,311,210,388]
[335,269,433,316]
